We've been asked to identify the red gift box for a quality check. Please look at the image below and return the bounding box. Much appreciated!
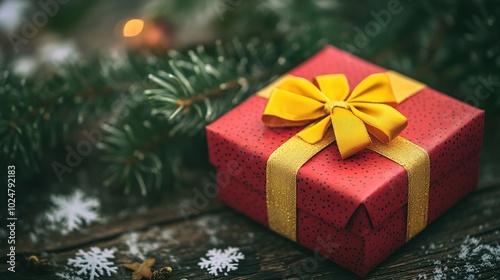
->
[206,46,484,276]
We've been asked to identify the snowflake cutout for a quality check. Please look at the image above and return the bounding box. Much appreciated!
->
[67,247,117,280]
[45,190,100,234]
[125,232,161,260]
[198,247,245,276]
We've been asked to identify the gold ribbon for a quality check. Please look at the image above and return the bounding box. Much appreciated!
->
[259,71,429,242]
[367,137,430,240]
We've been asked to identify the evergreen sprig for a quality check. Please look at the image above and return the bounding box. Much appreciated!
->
[0,54,147,173]
[2,35,317,194]
[98,38,310,194]
[0,71,40,168]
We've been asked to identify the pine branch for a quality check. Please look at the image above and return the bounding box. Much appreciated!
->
[2,34,316,194]
[99,38,306,194]
[0,54,149,170]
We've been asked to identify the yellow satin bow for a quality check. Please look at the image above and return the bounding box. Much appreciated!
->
[262,73,408,158]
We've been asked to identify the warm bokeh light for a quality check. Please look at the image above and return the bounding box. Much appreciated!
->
[122,19,144,37]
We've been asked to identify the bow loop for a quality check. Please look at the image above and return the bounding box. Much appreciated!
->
[348,73,398,105]
[314,74,350,101]
[262,73,407,158]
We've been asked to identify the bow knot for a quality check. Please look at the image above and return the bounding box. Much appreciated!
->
[324,100,349,113]
[262,73,408,158]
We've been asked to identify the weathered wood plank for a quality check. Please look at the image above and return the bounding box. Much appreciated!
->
[0,185,224,254]
[1,184,499,279]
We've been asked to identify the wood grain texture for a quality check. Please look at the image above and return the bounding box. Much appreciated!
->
[1,183,499,280]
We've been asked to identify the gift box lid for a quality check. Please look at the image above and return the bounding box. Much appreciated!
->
[206,46,484,236]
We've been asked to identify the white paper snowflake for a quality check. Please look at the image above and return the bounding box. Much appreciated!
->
[67,247,117,280]
[198,247,245,276]
[45,190,100,234]
[125,232,160,260]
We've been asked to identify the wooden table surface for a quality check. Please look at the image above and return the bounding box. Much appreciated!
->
[1,175,499,280]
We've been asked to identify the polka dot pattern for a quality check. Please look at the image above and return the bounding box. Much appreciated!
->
[206,46,485,276]
[217,155,480,275]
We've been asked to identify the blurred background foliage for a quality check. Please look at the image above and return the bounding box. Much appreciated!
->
[0,0,499,196]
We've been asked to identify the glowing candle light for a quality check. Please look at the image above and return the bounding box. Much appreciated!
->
[123,19,144,37]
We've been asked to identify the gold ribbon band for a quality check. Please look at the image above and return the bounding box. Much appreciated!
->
[367,137,430,240]
[267,132,335,241]
[266,134,430,242]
